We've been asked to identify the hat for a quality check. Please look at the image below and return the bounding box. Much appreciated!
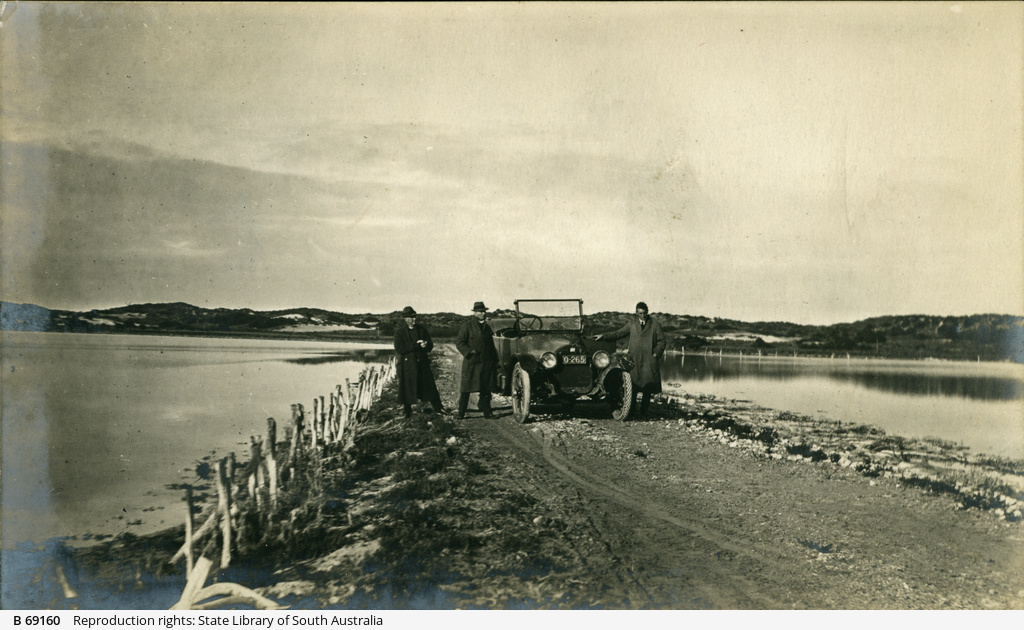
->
[401,306,417,317]
[635,302,649,312]
[472,301,488,312]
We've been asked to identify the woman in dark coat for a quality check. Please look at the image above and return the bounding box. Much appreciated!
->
[393,306,445,418]
[595,301,666,415]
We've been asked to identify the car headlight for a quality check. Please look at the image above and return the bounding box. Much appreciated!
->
[541,352,558,369]
[592,351,610,369]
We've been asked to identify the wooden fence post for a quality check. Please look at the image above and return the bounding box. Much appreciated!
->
[290,404,304,461]
[318,395,325,443]
[171,556,213,610]
[248,474,258,511]
[251,436,265,489]
[249,437,263,512]
[184,486,195,575]
[266,418,277,455]
[326,394,336,443]
[336,385,349,444]
[215,459,231,569]
[265,418,278,508]
[345,378,354,416]
[310,397,320,450]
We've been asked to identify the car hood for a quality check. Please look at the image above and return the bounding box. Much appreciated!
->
[516,333,586,356]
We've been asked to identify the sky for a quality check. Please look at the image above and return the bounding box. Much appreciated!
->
[1,2,1021,325]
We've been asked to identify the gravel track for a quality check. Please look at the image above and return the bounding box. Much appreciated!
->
[440,344,1024,610]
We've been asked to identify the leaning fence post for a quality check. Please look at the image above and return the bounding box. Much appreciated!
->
[355,375,365,411]
[171,556,214,610]
[339,393,347,436]
[336,385,349,443]
[345,378,354,415]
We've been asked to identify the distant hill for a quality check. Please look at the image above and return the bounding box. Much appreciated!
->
[0,301,384,340]
[1,302,1021,362]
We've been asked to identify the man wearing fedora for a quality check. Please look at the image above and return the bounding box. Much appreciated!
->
[393,306,446,419]
[455,301,499,419]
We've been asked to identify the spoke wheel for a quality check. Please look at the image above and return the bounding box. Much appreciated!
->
[511,363,531,424]
[609,371,633,421]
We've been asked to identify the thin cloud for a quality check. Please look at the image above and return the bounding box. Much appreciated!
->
[1,3,1020,323]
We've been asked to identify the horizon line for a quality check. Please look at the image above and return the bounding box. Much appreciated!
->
[2,299,1021,329]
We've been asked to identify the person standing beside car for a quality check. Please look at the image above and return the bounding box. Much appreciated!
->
[594,301,665,416]
[455,301,499,419]
[393,306,446,419]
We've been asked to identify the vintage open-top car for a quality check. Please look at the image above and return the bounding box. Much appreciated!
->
[490,299,634,423]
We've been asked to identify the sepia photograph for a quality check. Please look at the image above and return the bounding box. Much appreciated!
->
[1,1,1022,615]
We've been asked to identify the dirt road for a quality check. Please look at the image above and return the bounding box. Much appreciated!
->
[438,346,1024,609]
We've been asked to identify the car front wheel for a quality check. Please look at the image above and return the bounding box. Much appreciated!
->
[608,370,633,421]
[511,363,531,424]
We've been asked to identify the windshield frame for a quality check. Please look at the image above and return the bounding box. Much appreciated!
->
[513,299,584,332]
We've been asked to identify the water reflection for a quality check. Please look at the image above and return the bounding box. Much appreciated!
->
[663,354,1024,402]
[1,332,395,548]
[283,349,394,365]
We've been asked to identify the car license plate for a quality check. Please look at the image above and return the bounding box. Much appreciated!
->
[563,355,587,365]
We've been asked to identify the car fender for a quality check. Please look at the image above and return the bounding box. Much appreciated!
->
[594,365,615,388]
[615,354,635,372]
[594,365,631,397]
[516,354,540,374]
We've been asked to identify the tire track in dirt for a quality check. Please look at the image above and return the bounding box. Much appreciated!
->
[468,413,789,608]
[461,412,655,606]
[437,346,1024,609]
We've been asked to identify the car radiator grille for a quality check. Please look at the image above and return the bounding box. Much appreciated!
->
[553,364,591,389]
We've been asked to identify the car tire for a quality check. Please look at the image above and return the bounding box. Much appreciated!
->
[512,363,531,424]
[609,371,633,421]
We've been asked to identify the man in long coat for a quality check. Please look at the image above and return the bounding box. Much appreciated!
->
[455,301,499,419]
[393,306,445,418]
[595,301,666,415]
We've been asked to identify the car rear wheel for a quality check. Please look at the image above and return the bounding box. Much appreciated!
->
[511,363,531,424]
[608,371,633,421]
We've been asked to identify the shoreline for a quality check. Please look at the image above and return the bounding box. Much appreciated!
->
[5,326,1022,364]
[2,328,394,346]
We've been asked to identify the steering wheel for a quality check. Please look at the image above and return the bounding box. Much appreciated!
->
[519,316,543,331]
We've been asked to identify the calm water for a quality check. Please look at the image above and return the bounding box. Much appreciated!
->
[662,353,1024,459]
[1,332,393,549]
